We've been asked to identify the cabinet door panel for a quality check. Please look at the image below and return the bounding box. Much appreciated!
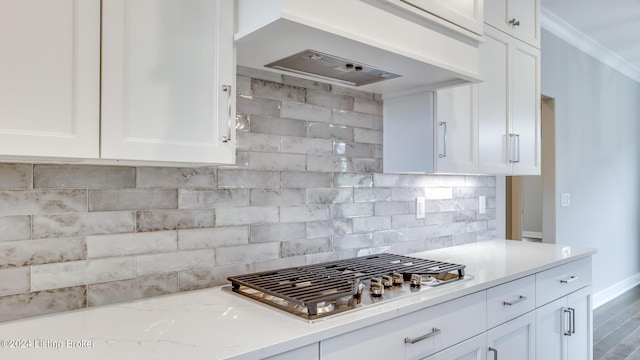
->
[535,297,566,360]
[478,29,510,174]
[101,0,235,164]
[567,286,592,360]
[511,39,540,175]
[0,0,100,159]
[484,0,539,47]
[487,311,535,360]
[424,333,486,360]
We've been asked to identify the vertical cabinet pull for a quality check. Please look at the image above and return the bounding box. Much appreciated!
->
[508,133,521,164]
[439,122,447,158]
[563,307,576,336]
[515,134,521,163]
[404,327,441,344]
[222,85,232,142]
[489,347,499,360]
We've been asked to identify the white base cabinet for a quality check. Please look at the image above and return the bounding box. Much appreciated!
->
[487,311,536,360]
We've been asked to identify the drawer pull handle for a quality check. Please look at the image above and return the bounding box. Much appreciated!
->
[404,327,441,344]
[560,276,577,284]
[503,295,527,306]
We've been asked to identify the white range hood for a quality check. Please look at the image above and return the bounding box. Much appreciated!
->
[235,0,482,95]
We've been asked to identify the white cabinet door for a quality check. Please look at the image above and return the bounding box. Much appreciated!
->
[536,297,565,360]
[484,0,539,47]
[478,26,540,175]
[486,311,535,360]
[101,0,235,164]
[393,0,485,35]
[566,286,593,360]
[0,0,100,159]
[424,333,486,360]
[435,85,479,173]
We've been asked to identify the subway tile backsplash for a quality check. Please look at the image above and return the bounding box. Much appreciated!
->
[0,67,496,322]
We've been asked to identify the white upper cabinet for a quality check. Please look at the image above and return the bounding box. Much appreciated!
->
[0,0,235,165]
[0,0,100,160]
[101,0,235,164]
[484,0,540,47]
[383,86,478,174]
[478,25,540,175]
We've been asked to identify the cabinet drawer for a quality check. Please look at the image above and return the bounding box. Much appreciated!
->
[536,257,592,306]
[321,291,486,360]
[487,275,535,328]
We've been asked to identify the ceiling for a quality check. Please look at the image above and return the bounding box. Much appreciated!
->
[540,0,640,82]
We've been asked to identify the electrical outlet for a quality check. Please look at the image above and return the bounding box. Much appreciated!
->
[479,195,486,214]
[561,193,571,207]
[416,197,425,219]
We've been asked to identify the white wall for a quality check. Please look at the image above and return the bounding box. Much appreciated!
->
[541,29,640,306]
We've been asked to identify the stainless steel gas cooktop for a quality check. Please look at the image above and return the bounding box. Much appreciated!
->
[226,253,472,322]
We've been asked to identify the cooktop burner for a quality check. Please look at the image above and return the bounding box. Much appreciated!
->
[226,253,470,321]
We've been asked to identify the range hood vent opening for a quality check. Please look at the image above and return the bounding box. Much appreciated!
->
[265,49,401,87]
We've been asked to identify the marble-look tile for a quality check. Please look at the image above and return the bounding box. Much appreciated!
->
[178,189,249,209]
[216,206,279,226]
[425,212,454,226]
[306,219,352,238]
[0,286,86,322]
[477,230,497,241]
[250,189,306,206]
[306,89,354,110]
[374,174,466,188]
[465,176,496,187]
[373,230,400,245]
[391,214,425,228]
[0,164,32,190]
[0,267,30,296]
[251,79,306,102]
[333,141,375,158]
[32,212,135,239]
[426,199,465,213]
[281,204,331,223]
[89,189,177,211]
[34,165,135,189]
[281,101,332,123]
[136,210,214,232]
[252,255,306,272]
[333,173,373,187]
[0,215,30,241]
[352,158,382,173]
[307,122,353,142]
[452,210,477,222]
[353,128,383,144]
[466,221,488,232]
[307,155,352,173]
[236,95,281,117]
[374,201,411,216]
[281,171,332,188]
[331,86,376,100]
[332,109,381,130]
[88,273,178,307]
[305,249,357,264]
[281,136,333,156]
[136,167,217,188]
[0,189,86,215]
[374,145,383,159]
[216,243,279,266]
[236,132,281,152]
[178,227,249,250]
[332,233,374,250]
[178,263,251,291]
[331,203,374,219]
[250,222,306,243]
[236,113,250,132]
[354,188,391,202]
[453,233,477,246]
[425,236,454,250]
[352,216,392,233]
[391,188,426,201]
[236,75,252,96]
[217,169,280,189]
[246,151,306,171]
[307,188,353,204]
[281,237,331,257]
[353,97,383,116]
[392,240,429,254]
[438,222,467,237]
[87,231,177,258]
[250,115,306,137]
[409,226,440,241]
[31,258,136,291]
[0,237,86,268]
[425,187,454,200]
[237,65,282,83]
[136,249,216,276]
[282,75,330,92]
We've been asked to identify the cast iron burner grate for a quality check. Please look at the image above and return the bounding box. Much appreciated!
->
[227,253,465,319]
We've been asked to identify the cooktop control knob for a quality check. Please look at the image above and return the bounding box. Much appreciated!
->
[410,274,422,287]
[392,272,403,286]
[381,275,393,288]
[370,277,384,297]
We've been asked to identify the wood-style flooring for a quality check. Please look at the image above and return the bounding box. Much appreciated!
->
[594,285,640,359]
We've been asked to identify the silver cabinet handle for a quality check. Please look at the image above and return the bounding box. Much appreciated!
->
[509,133,517,163]
[404,327,441,344]
[560,275,577,284]
[438,121,447,158]
[569,307,576,335]
[563,307,576,336]
[515,133,521,163]
[222,85,232,142]
[508,18,520,26]
[489,347,498,360]
[503,295,527,306]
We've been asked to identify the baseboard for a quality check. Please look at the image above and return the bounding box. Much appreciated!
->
[593,273,640,309]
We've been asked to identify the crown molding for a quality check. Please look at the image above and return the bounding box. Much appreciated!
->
[541,6,640,84]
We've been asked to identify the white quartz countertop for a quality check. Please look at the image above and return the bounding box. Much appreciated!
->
[0,240,596,360]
